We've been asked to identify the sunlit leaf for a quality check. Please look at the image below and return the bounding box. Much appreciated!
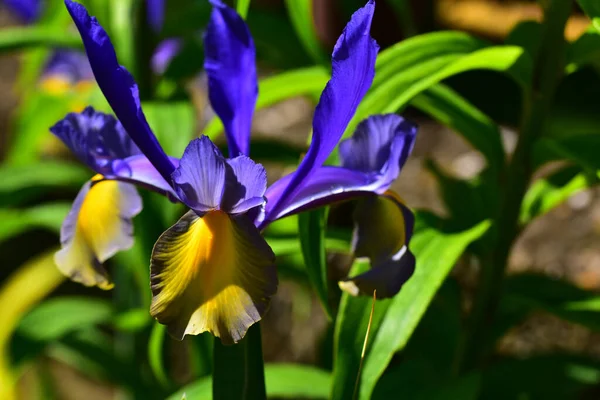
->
[520,166,592,224]
[412,83,504,174]
[169,363,331,400]
[332,214,490,400]
[299,207,333,319]
[0,27,82,53]
[578,0,600,32]
[283,0,326,64]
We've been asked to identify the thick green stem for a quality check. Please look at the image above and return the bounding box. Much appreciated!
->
[213,323,266,400]
[460,0,572,370]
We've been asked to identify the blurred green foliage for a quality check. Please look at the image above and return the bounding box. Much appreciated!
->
[1,0,600,399]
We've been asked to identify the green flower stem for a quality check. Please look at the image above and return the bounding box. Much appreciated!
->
[213,323,266,399]
[460,0,573,371]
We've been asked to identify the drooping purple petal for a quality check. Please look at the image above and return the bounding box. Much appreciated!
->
[50,106,141,176]
[204,0,257,157]
[264,1,378,222]
[146,0,164,33]
[340,193,416,299]
[171,137,226,214]
[151,38,182,75]
[339,114,417,186]
[3,0,42,23]
[65,0,175,183]
[114,155,180,201]
[222,156,267,215]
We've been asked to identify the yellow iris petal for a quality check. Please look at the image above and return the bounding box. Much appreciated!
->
[55,180,141,289]
[150,210,277,344]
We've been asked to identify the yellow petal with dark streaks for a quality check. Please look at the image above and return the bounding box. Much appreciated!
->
[150,210,277,344]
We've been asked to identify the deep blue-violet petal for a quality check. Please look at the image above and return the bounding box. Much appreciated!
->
[339,114,417,184]
[146,0,165,33]
[50,106,141,175]
[112,155,181,201]
[339,249,415,299]
[261,165,384,227]
[65,0,175,183]
[222,156,267,215]
[172,137,226,214]
[264,1,378,222]
[204,0,257,157]
[3,0,42,23]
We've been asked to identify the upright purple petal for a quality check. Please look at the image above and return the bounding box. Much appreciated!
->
[223,156,267,215]
[172,137,226,214]
[65,0,175,183]
[204,0,257,157]
[340,114,417,187]
[3,0,42,23]
[265,1,378,221]
[146,0,164,33]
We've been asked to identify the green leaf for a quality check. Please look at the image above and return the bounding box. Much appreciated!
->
[204,66,329,139]
[283,0,326,64]
[143,102,196,157]
[0,162,89,194]
[501,273,600,332]
[299,208,333,319]
[578,0,600,32]
[533,135,600,171]
[346,215,491,400]
[0,27,82,53]
[169,363,331,400]
[15,297,113,342]
[148,323,170,389]
[520,165,592,224]
[411,83,504,173]
[0,203,71,243]
[505,21,543,60]
[212,323,266,399]
[345,45,532,141]
[236,0,251,19]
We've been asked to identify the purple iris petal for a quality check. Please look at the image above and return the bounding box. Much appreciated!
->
[265,0,378,222]
[3,0,42,23]
[151,38,182,75]
[339,114,416,183]
[262,166,380,226]
[172,136,226,214]
[171,137,267,216]
[42,50,94,83]
[115,155,180,201]
[51,107,141,175]
[146,0,164,33]
[204,0,257,157]
[65,0,175,184]
[223,155,267,215]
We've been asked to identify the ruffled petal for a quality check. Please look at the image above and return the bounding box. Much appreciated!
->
[55,179,142,289]
[171,137,226,213]
[65,0,175,183]
[339,193,415,299]
[50,107,140,175]
[204,0,257,157]
[150,210,277,344]
[339,114,417,184]
[222,156,267,215]
[265,0,378,221]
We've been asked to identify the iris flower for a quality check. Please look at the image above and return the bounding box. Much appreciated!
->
[53,0,417,344]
